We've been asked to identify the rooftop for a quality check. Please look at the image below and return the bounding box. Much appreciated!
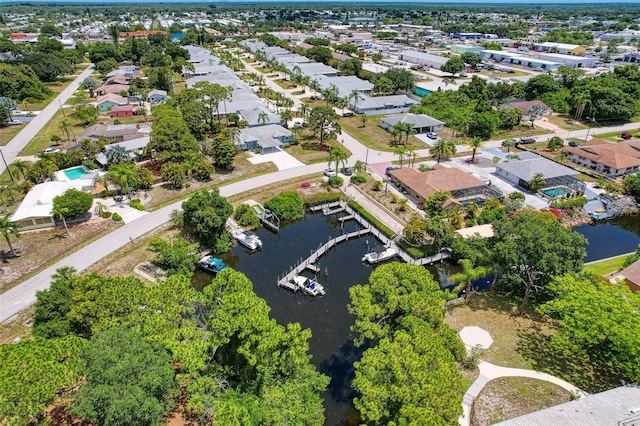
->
[496,152,578,181]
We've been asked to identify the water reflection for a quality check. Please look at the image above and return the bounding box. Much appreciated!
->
[573,216,640,262]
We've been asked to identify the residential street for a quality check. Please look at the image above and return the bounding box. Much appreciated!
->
[0,64,96,174]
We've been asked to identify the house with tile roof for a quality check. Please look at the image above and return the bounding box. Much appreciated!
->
[389,165,501,209]
[563,139,640,177]
[502,100,551,121]
[380,113,445,134]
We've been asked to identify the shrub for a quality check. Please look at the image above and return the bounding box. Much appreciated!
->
[52,189,93,218]
[549,196,587,210]
[101,211,112,218]
[303,193,343,207]
[351,175,367,184]
[328,176,343,187]
[111,213,123,221]
[477,207,506,224]
[264,191,304,221]
[621,131,633,140]
[372,181,383,191]
[129,199,145,211]
[234,204,261,228]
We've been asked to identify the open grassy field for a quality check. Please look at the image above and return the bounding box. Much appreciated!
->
[20,108,85,156]
[545,114,589,131]
[444,292,621,393]
[339,115,427,152]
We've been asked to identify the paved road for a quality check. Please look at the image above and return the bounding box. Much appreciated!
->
[241,58,303,110]
[0,65,96,173]
[0,162,326,323]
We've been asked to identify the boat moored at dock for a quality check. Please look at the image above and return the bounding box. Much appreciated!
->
[197,256,229,274]
[292,276,326,296]
[232,229,263,250]
[362,247,397,264]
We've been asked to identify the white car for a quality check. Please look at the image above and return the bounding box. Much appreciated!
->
[324,168,337,177]
[43,148,61,154]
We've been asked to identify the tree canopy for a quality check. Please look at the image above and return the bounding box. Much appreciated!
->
[181,188,233,253]
[52,188,93,218]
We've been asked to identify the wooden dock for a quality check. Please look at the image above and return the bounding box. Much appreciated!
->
[276,201,451,291]
[258,208,280,232]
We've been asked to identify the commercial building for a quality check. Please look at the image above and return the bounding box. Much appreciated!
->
[534,42,586,55]
[398,50,450,70]
[536,53,596,68]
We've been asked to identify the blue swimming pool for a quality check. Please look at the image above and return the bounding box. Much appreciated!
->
[63,166,86,180]
[542,187,570,197]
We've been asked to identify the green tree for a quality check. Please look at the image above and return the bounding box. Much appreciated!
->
[461,52,482,68]
[328,147,348,171]
[527,172,546,193]
[0,336,85,425]
[502,138,516,152]
[0,214,20,257]
[21,53,73,82]
[96,58,119,75]
[307,105,341,146]
[70,327,178,426]
[148,236,200,277]
[371,52,383,63]
[148,105,200,163]
[468,136,485,163]
[51,205,70,237]
[441,57,466,76]
[105,144,130,166]
[373,75,394,95]
[11,159,31,181]
[264,191,304,221]
[429,139,456,163]
[52,188,93,218]
[181,188,233,253]
[528,103,545,128]
[448,258,489,302]
[547,136,565,151]
[540,274,640,383]
[161,162,186,189]
[234,204,261,228]
[492,210,587,313]
[523,74,561,101]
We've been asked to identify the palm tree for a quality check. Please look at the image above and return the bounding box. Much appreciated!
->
[93,174,110,192]
[360,113,368,128]
[94,201,108,217]
[429,139,456,163]
[448,259,489,302]
[107,164,137,196]
[528,103,545,128]
[353,160,366,175]
[51,206,70,237]
[394,145,407,168]
[573,94,590,121]
[468,136,485,163]
[349,89,363,112]
[59,119,72,142]
[405,144,417,168]
[11,159,30,181]
[337,97,348,116]
[299,103,309,120]
[328,148,348,171]
[309,79,321,98]
[528,172,546,193]
[258,111,269,125]
[502,138,516,153]
[0,214,20,257]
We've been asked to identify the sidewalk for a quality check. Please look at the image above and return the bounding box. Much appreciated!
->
[342,184,405,235]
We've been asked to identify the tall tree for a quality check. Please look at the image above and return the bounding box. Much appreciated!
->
[328,147,348,171]
[429,139,456,163]
[307,105,341,146]
[181,188,233,253]
[448,258,489,302]
[0,214,20,257]
[468,136,485,163]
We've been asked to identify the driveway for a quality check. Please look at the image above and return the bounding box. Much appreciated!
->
[246,149,304,170]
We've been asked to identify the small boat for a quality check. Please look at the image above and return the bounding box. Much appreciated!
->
[362,247,397,264]
[292,276,325,296]
[197,255,228,274]
[232,229,263,250]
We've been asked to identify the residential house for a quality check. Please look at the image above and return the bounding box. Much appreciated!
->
[94,93,129,112]
[495,385,640,426]
[313,75,373,99]
[288,62,339,78]
[502,100,551,122]
[95,136,150,167]
[564,139,640,177]
[104,75,129,86]
[239,106,282,127]
[495,151,585,193]
[80,123,151,142]
[95,84,130,96]
[350,94,419,115]
[388,165,502,209]
[147,89,168,104]
[110,105,135,118]
[233,124,293,153]
[379,113,445,134]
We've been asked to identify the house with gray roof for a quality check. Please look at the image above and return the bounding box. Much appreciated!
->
[239,106,282,127]
[95,136,150,166]
[80,123,151,142]
[380,113,445,134]
[234,124,293,153]
[290,62,339,78]
[350,94,420,115]
[496,385,640,426]
[495,151,585,194]
[314,75,373,99]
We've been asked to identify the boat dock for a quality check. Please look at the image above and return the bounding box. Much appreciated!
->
[276,201,451,291]
[258,208,280,232]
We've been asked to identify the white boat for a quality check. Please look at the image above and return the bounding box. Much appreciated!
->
[362,247,397,264]
[232,229,263,250]
[292,276,326,296]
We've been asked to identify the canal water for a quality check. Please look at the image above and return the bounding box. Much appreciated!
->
[193,212,640,425]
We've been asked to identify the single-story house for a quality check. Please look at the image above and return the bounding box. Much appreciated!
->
[350,94,419,115]
[495,151,585,193]
[10,181,92,231]
[564,139,640,177]
[502,100,551,121]
[80,123,151,142]
[95,84,130,96]
[288,62,339,78]
[118,30,166,40]
[233,124,293,153]
[104,75,129,86]
[95,136,150,166]
[95,93,129,112]
[495,385,640,426]
[147,89,168,104]
[239,106,281,127]
[313,74,373,99]
[110,104,135,118]
[389,164,501,209]
[380,113,445,134]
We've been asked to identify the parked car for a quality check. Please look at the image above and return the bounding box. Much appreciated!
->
[43,148,61,154]
[324,168,337,177]
[518,137,536,144]
[568,141,581,147]
[385,166,398,177]
[6,120,22,125]
[426,132,438,140]
[341,167,353,176]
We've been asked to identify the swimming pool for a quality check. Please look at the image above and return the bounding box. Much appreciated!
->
[63,166,87,180]
[542,187,570,197]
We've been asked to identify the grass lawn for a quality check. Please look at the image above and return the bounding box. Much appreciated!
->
[273,79,299,90]
[285,134,352,165]
[472,377,571,425]
[493,124,550,140]
[594,128,640,143]
[444,292,621,393]
[20,108,84,156]
[545,114,589,131]
[0,125,24,147]
[576,173,597,182]
[339,115,427,152]
[584,255,629,276]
